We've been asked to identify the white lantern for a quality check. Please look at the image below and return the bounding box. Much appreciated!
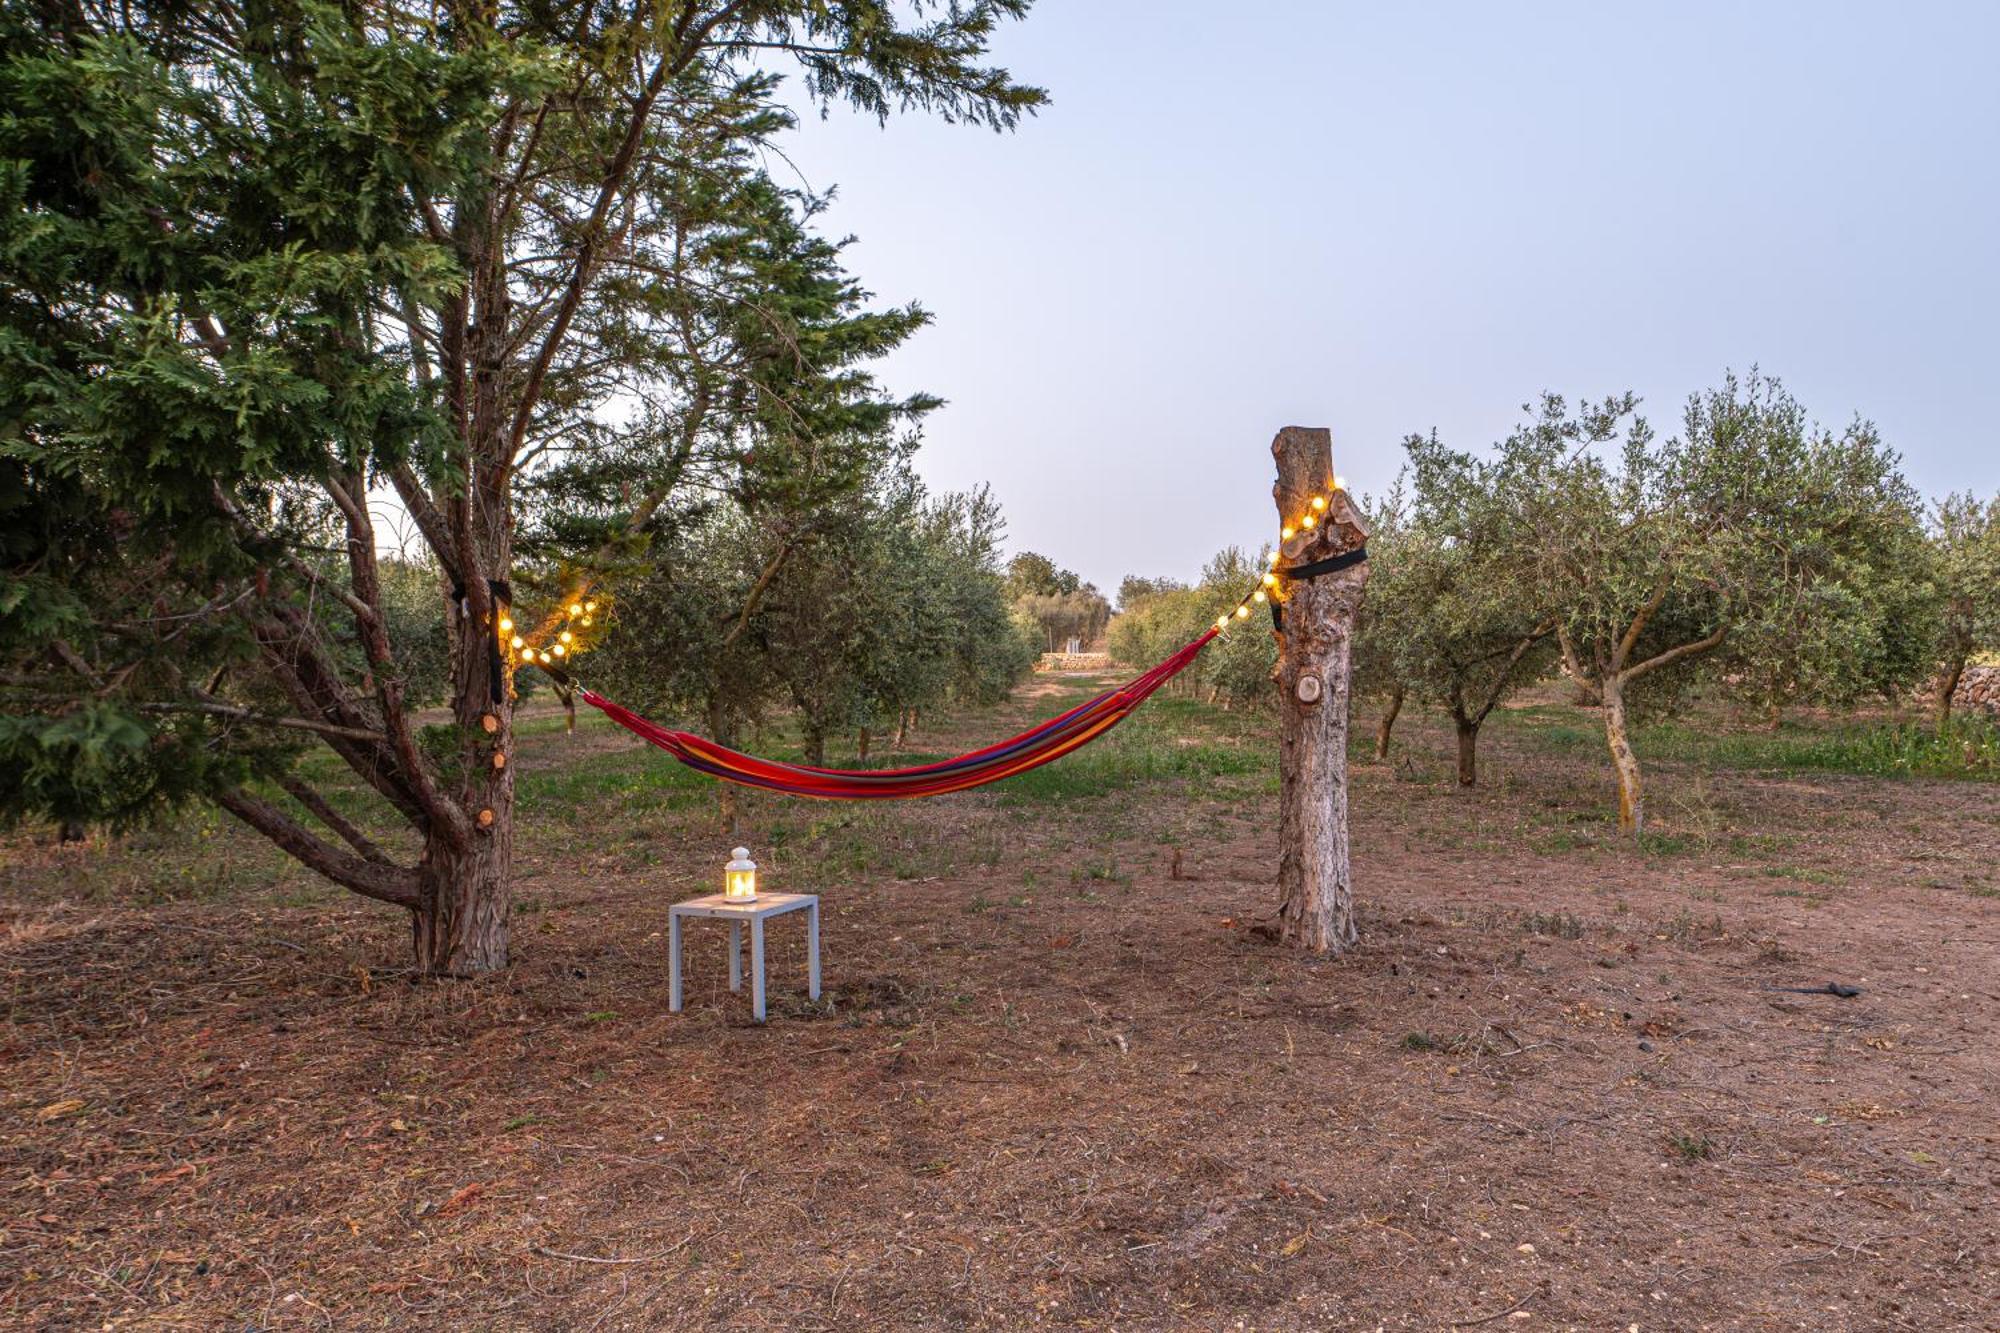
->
[724,847,757,902]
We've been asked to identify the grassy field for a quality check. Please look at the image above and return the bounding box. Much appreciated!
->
[2,675,1996,1329]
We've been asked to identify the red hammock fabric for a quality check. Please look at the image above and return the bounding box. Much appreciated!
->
[578,629,1218,800]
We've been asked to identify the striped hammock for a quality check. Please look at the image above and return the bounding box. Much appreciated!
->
[577,629,1218,800]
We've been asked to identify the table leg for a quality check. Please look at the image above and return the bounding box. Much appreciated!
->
[729,922,743,992]
[807,900,822,1001]
[750,917,767,1022]
[668,912,683,1013]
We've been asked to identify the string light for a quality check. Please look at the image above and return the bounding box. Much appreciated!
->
[510,635,524,650]
[1263,572,1278,587]
[498,616,513,633]
[1334,475,1347,491]
[1234,604,1250,619]
[559,630,574,645]
[1253,589,1267,603]
[585,600,598,613]
[1311,496,1327,512]
[1214,615,1230,632]
[569,602,584,617]
[1281,525,1295,540]
[553,643,566,657]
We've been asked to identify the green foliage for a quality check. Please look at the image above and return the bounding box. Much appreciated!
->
[1495,373,1933,828]
[591,470,1033,766]
[0,706,228,831]
[1108,546,1273,708]
[1004,551,1109,652]
[1927,491,2000,711]
[0,0,1044,931]
[1360,434,1561,779]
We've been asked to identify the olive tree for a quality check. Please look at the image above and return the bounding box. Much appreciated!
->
[1368,436,1559,785]
[1509,374,1919,834]
[1927,492,2000,730]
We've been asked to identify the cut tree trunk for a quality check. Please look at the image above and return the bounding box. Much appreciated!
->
[1602,675,1645,836]
[1271,427,1369,954]
[1374,686,1404,762]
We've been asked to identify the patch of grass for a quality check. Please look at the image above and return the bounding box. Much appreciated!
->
[1666,1130,1716,1161]
[994,716,1268,806]
[1650,717,1995,781]
[1637,830,1695,857]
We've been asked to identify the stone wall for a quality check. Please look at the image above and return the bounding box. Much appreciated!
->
[1952,664,2000,718]
[1036,652,1113,672]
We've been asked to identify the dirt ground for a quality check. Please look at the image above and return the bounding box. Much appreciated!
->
[2,673,1996,1330]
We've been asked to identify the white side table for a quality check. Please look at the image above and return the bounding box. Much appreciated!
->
[668,892,821,1023]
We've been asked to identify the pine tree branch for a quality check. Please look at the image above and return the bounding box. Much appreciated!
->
[277,774,396,865]
[133,700,387,742]
[213,788,418,908]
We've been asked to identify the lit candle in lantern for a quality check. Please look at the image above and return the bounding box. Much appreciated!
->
[724,847,757,902]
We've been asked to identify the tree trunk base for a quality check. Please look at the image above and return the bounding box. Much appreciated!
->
[414,834,511,976]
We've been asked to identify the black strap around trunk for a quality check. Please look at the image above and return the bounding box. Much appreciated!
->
[1270,544,1368,631]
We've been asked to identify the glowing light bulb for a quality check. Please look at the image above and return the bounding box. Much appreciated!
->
[1234,604,1251,619]
[510,636,524,650]
[582,616,593,627]
[1253,589,1267,603]
[1215,615,1230,632]
[553,643,566,656]
[1311,496,1327,512]
[498,616,513,633]
[1281,526,1295,540]
[560,630,573,644]
[1334,475,1347,491]
[1302,513,1317,529]
[585,600,598,613]
[1268,550,1280,565]
[538,650,551,663]
[1263,572,1278,587]
[569,602,584,617]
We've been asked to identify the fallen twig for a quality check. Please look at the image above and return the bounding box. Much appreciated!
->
[532,1227,709,1266]
[1451,1289,1536,1326]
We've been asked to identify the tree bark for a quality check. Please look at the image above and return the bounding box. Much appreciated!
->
[1374,686,1404,763]
[1934,658,1965,733]
[1556,626,1596,704]
[414,571,513,975]
[1602,675,1644,836]
[1271,427,1368,954]
[1453,713,1479,787]
[857,727,870,762]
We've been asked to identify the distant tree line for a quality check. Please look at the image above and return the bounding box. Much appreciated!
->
[1005,553,1111,652]
[1109,372,2000,835]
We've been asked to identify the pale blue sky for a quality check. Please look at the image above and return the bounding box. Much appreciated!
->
[776,2,1999,593]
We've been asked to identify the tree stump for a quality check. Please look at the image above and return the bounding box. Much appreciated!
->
[1271,427,1369,952]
